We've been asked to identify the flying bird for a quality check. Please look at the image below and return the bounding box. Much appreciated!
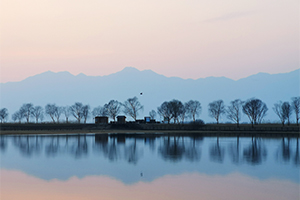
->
[140,92,143,95]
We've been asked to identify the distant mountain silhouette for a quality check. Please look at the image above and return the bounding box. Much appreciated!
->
[1,67,299,123]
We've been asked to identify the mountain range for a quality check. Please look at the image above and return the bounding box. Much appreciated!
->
[0,67,299,123]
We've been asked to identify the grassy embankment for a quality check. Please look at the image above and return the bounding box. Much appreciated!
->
[0,123,299,137]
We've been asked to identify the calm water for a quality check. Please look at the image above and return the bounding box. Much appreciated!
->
[0,134,299,200]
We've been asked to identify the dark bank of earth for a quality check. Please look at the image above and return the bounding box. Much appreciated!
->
[0,123,299,137]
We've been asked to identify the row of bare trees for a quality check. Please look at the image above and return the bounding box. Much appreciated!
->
[9,103,90,124]
[273,97,300,126]
[208,97,300,127]
[0,96,299,125]
[155,98,268,127]
[7,98,141,124]
[157,100,201,124]
[156,97,299,127]
[207,99,268,127]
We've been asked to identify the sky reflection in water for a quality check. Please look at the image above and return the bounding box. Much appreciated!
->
[0,134,299,199]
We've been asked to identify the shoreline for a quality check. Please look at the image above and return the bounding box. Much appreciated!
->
[1,129,299,137]
[1,123,299,137]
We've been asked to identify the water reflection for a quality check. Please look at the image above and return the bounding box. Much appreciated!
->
[0,135,7,152]
[228,137,240,164]
[243,137,267,165]
[2,135,300,166]
[159,136,187,162]
[210,137,225,163]
[295,139,300,166]
[13,136,42,157]
[2,170,299,200]
[0,134,299,184]
[94,135,143,163]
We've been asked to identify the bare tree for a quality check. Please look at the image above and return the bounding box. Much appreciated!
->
[70,102,84,123]
[45,104,57,123]
[157,101,172,123]
[92,105,108,117]
[179,102,188,123]
[82,105,90,123]
[226,99,243,127]
[282,102,292,125]
[92,106,100,117]
[149,110,157,120]
[243,98,268,127]
[273,101,286,126]
[31,106,44,123]
[169,99,184,123]
[20,103,34,123]
[0,108,9,123]
[123,96,144,121]
[291,97,300,126]
[208,100,225,124]
[62,106,71,123]
[54,106,63,123]
[186,100,201,122]
[12,111,23,123]
[106,100,121,122]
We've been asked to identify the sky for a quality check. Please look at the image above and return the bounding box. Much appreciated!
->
[0,0,299,83]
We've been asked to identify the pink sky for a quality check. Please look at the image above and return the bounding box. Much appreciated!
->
[1,170,298,200]
[0,0,299,83]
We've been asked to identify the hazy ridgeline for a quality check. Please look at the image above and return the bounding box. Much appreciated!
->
[0,96,299,126]
[0,68,299,125]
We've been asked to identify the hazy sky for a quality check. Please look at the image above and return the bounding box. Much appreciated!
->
[1,0,299,83]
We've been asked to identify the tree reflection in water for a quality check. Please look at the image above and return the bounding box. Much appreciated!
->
[94,136,121,162]
[0,135,7,152]
[94,135,143,164]
[228,137,241,164]
[277,138,291,162]
[13,136,42,157]
[2,135,299,167]
[45,136,60,157]
[158,136,202,162]
[159,136,186,162]
[70,135,88,159]
[124,138,142,164]
[210,137,225,163]
[294,138,300,166]
[184,136,202,162]
[243,137,267,165]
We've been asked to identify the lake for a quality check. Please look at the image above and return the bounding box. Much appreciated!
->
[0,134,299,200]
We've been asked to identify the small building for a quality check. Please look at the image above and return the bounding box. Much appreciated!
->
[144,117,151,123]
[117,115,126,124]
[95,116,108,124]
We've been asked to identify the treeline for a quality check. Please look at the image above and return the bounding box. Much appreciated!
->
[0,96,299,126]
